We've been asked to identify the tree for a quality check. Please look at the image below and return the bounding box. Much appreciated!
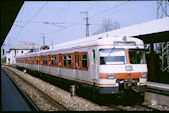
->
[1,56,6,64]
[93,18,120,35]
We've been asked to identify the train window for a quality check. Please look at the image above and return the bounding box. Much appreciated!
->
[67,55,72,67]
[51,56,54,65]
[39,57,41,64]
[45,56,47,64]
[48,56,51,65]
[99,49,125,65]
[28,58,30,64]
[42,56,44,64]
[43,56,46,64]
[41,57,43,64]
[93,50,95,64]
[31,57,34,64]
[36,57,38,64]
[59,56,62,67]
[114,41,136,46]
[63,55,67,66]
[43,56,45,64]
[54,56,57,65]
[129,49,146,64]
[82,54,88,69]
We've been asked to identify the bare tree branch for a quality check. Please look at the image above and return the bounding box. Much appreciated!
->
[92,18,120,35]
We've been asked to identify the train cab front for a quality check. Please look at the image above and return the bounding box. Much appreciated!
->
[98,48,148,95]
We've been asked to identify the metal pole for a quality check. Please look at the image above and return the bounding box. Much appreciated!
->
[150,42,155,81]
[86,12,89,37]
[81,11,89,37]
[51,40,53,49]
[70,85,75,96]
[43,34,45,46]
[41,33,45,46]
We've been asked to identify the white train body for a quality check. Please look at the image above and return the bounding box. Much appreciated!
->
[16,36,147,94]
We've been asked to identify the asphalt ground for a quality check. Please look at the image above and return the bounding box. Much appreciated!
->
[1,69,33,112]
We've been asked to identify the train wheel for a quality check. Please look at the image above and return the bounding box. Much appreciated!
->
[137,92,144,104]
[96,94,106,105]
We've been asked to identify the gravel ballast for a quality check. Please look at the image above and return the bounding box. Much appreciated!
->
[3,65,113,111]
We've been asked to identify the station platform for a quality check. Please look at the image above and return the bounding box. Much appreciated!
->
[146,81,169,96]
[147,81,169,91]
[1,69,33,111]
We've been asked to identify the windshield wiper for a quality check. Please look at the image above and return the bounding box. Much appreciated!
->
[108,48,114,56]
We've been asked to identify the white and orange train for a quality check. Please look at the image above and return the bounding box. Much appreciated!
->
[16,36,147,95]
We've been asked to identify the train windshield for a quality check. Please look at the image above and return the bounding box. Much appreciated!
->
[99,49,125,65]
[129,49,146,64]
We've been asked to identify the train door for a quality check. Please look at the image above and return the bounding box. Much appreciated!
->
[58,55,62,76]
[39,55,41,70]
[48,55,50,73]
[74,52,80,78]
[38,56,40,70]
[91,49,97,81]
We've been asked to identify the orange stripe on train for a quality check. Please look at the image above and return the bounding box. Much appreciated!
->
[100,72,141,79]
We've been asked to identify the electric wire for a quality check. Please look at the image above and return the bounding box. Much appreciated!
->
[63,3,72,23]
[48,1,131,38]
[12,2,48,45]
[89,1,129,18]
[90,1,133,26]
[51,2,71,23]
[12,1,133,46]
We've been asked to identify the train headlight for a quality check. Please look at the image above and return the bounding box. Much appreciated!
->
[125,65,133,71]
[107,74,115,79]
[141,72,147,78]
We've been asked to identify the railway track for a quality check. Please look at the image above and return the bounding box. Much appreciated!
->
[3,65,167,111]
[3,67,69,111]
[1,69,40,111]
[110,104,161,111]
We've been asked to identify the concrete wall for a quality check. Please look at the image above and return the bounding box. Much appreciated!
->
[145,92,169,107]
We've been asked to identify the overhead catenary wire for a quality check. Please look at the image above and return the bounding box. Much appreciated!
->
[63,3,72,23]
[13,2,48,44]
[90,1,133,26]
[23,2,48,27]
[48,1,131,38]
[89,1,129,18]
[11,1,133,47]
[50,2,71,23]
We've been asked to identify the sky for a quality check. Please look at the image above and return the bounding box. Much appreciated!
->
[2,1,167,57]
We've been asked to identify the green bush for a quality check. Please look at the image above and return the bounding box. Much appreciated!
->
[1,57,6,64]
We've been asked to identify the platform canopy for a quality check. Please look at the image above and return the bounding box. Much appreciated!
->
[99,17,169,44]
[0,1,23,46]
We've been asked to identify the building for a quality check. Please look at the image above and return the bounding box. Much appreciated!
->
[6,42,41,64]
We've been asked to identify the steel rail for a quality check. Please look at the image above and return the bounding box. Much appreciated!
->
[2,68,40,111]
[110,104,161,111]
[3,67,69,111]
[146,87,169,96]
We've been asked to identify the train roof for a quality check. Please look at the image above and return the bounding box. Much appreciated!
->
[16,36,143,57]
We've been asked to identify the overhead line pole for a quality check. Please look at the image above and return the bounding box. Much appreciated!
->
[157,0,169,72]
[81,11,90,37]
[41,33,45,47]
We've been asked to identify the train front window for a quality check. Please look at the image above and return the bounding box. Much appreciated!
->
[99,49,125,65]
[129,49,146,64]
